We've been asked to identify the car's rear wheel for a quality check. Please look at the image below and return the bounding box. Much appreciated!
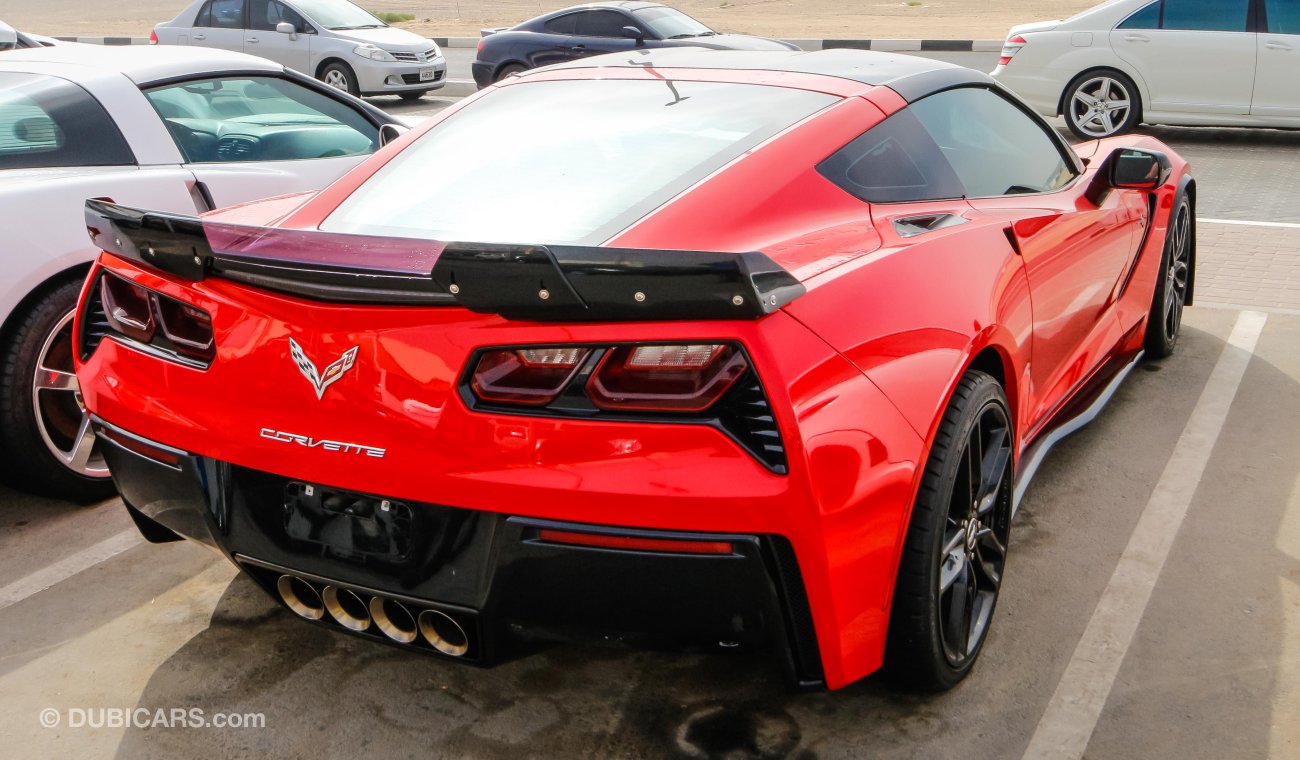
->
[885,370,1013,691]
[1064,70,1141,139]
[494,63,527,82]
[0,279,114,502]
[1144,193,1193,358]
[320,62,360,97]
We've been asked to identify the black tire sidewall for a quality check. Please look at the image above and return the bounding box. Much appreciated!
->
[0,279,114,502]
[1064,69,1142,139]
[1144,193,1193,358]
[495,63,527,82]
[885,371,1012,691]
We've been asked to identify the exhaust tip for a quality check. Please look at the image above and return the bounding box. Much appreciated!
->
[277,575,324,621]
[322,585,372,632]
[418,608,469,657]
[370,597,418,644]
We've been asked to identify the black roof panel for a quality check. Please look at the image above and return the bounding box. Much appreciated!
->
[537,48,996,102]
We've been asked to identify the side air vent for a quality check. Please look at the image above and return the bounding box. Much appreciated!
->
[717,374,788,474]
[891,213,967,238]
[78,278,113,361]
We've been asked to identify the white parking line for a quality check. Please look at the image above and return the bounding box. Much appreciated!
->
[0,529,139,614]
[1022,310,1268,760]
[1201,218,1300,230]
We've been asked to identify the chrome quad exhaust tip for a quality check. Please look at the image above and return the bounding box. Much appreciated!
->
[418,608,470,657]
[276,574,325,621]
[323,585,372,632]
[370,596,418,644]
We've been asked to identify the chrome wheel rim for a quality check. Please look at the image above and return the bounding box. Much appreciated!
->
[1070,76,1132,137]
[1163,202,1191,343]
[323,69,349,91]
[32,310,108,479]
[938,402,1012,665]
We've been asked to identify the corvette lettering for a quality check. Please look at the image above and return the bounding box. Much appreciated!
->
[259,428,386,458]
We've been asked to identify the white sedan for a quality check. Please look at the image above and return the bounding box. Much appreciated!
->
[992,0,1300,138]
[0,43,401,500]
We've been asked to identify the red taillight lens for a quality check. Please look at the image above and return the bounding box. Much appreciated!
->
[476,38,485,55]
[471,347,590,405]
[538,528,734,555]
[155,296,215,362]
[587,344,747,413]
[999,34,1026,66]
[100,274,155,343]
[149,30,158,45]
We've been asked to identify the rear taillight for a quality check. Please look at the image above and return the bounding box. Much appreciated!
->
[587,344,747,413]
[999,34,1026,66]
[471,347,590,405]
[463,342,786,472]
[88,272,215,367]
[100,275,155,343]
[149,30,158,45]
[476,38,485,55]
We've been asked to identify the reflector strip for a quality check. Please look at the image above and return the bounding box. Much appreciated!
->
[537,529,734,555]
[98,425,183,468]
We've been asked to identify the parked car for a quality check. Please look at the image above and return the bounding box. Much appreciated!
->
[993,0,1300,138]
[154,0,446,99]
[77,49,1195,691]
[0,20,66,51]
[472,1,798,87]
[0,43,401,500]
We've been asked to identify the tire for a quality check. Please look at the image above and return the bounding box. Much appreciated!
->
[320,61,360,97]
[494,63,527,83]
[1143,192,1194,358]
[0,279,115,502]
[398,91,426,101]
[1063,69,1142,139]
[884,370,1014,691]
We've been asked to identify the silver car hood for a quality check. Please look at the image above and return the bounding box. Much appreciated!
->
[333,26,434,51]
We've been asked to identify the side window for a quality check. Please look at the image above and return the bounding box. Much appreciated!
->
[1266,0,1300,33]
[0,73,134,170]
[544,13,578,35]
[817,108,965,203]
[202,0,245,29]
[1117,0,1160,29]
[143,76,379,163]
[576,10,635,37]
[248,0,310,32]
[1161,0,1250,31]
[910,88,1076,198]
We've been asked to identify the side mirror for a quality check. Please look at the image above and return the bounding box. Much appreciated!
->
[1086,147,1171,204]
[622,25,646,44]
[276,21,297,40]
[379,123,407,147]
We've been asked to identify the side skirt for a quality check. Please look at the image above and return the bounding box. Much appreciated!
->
[1013,349,1145,516]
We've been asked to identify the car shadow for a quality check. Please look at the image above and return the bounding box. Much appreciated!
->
[110,317,1300,759]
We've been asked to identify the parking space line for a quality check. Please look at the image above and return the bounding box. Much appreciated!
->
[1022,310,1269,760]
[1201,218,1300,230]
[0,529,139,614]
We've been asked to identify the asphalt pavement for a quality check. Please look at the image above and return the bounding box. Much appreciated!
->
[3,48,1300,760]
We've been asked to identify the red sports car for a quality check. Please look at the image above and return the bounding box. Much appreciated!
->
[75,49,1194,691]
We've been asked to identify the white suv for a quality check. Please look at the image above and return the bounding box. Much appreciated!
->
[154,0,447,100]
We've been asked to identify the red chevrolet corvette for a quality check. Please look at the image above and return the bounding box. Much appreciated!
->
[74,49,1194,691]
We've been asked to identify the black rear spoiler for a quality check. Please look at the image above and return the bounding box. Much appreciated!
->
[84,199,805,321]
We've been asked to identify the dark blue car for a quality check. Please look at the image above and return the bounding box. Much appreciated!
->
[471,1,798,87]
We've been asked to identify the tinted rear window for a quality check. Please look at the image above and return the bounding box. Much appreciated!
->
[1161,0,1250,31]
[321,79,836,245]
[0,73,133,170]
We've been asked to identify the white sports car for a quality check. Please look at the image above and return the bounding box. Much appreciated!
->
[0,43,401,500]
[992,0,1300,138]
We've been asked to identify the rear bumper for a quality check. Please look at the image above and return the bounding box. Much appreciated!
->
[98,416,826,689]
[471,61,495,88]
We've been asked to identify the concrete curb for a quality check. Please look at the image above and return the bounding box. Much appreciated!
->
[55,35,1005,52]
